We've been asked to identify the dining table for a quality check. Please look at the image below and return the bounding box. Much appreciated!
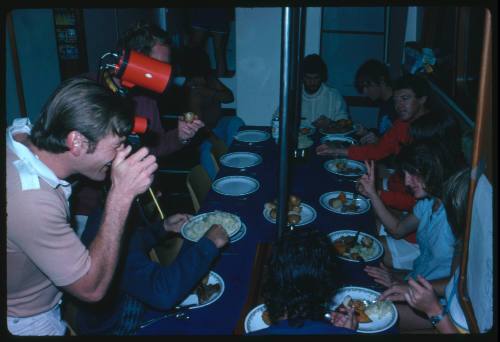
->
[136,125,398,335]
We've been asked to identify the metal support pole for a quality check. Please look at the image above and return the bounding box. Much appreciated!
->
[277,7,306,239]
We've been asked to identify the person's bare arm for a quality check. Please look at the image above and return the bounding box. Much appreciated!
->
[358,160,418,239]
[63,146,157,302]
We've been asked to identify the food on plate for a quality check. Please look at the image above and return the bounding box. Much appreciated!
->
[322,119,353,134]
[264,195,303,225]
[261,310,272,325]
[329,198,343,209]
[183,112,198,123]
[332,234,378,261]
[195,274,221,305]
[364,300,392,321]
[335,160,362,174]
[328,192,360,213]
[183,211,241,241]
[335,295,372,323]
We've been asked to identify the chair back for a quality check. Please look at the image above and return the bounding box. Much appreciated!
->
[210,136,229,174]
[186,164,212,213]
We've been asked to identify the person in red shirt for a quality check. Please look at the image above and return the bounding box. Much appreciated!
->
[316,74,431,244]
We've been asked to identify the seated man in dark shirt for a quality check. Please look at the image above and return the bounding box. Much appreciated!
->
[73,204,228,335]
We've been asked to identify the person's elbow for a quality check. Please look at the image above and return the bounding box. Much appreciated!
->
[62,280,108,303]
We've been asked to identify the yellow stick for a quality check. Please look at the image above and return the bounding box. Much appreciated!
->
[148,187,165,220]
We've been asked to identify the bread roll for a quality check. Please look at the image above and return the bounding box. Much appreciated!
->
[329,198,343,209]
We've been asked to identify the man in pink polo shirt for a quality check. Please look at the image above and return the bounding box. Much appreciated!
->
[7,77,158,335]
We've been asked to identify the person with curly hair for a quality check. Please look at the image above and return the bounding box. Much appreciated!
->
[248,228,357,335]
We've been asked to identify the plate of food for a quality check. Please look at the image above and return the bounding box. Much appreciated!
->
[181,211,242,242]
[320,135,357,149]
[229,222,247,243]
[212,176,260,196]
[299,125,316,136]
[324,159,367,177]
[330,286,398,333]
[219,152,262,169]
[234,130,270,143]
[179,271,225,309]
[319,191,371,215]
[328,230,383,262]
[319,119,355,136]
[263,195,317,226]
[244,304,270,333]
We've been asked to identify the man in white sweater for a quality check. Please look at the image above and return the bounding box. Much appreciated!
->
[301,54,350,128]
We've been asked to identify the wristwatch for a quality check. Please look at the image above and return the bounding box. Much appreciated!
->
[429,312,445,327]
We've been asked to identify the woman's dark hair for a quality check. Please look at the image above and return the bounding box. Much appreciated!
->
[355,59,392,93]
[302,54,328,82]
[31,77,133,153]
[393,74,430,99]
[117,21,171,55]
[262,228,337,328]
[397,139,458,198]
[442,167,471,239]
[410,111,466,167]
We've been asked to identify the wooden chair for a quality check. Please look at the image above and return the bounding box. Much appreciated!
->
[186,164,212,213]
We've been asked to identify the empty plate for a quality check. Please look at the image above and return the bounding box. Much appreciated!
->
[219,152,262,169]
[212,176,260,196]
[320,135,357,146]
[234,130,270,143]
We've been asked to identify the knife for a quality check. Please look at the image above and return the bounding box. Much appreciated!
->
[138,304,197,329]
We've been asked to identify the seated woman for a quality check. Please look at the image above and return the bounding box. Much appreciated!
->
[248,228,357,335]
[359,139,460,283]
[377,167,474,333]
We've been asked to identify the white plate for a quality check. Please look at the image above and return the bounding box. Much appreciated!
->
[328,230,384,262]
[234,130,270,143]
[320,135,357,146]
[230,222,247,243]
[244,304,269,333]
[219,152,262,169]
[324,159,367,177]
[319,191,371,215]
[320,127,355,136]
[179,271,225,309]
[263,203,317,226]
[298,125,316,136]
[212,176,260,196]
[181,211,242,242]
[331,286,398,333]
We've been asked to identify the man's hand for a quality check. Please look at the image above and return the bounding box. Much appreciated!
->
[204,224,229,248]
[359,131,379,145]
[110,145,157,199]
[163,213,191,233]
[178,116,204,141]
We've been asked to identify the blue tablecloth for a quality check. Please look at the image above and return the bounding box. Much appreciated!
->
[137,126,398,335]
